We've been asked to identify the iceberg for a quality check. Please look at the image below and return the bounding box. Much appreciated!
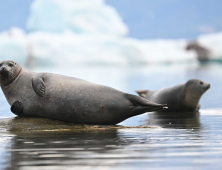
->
[2,0,222,67]
[198,32,222,59]
[0,27,197,67]
[27,0,128,36]
[0,28,28,66]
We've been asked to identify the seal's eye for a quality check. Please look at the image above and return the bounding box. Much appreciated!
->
[200,82,203,85]
[8,63,13,67]
[0,64,2,67]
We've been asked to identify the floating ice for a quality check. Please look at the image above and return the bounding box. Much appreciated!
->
[0,27,197,67]
[0,0,221,67]
[0,28,28,66]
[198,32,222,59]
[27,0,128,36]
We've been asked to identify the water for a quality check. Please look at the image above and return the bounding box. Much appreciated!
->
[0,63,222,170]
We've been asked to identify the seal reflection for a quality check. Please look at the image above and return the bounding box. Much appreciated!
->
[148,112,201,130]
[4,130,128,169]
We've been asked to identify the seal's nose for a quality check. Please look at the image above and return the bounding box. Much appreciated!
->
[2,67,5,70]
[204,84,211,90]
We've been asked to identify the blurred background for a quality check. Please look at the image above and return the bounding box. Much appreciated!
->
[0,0,222,117]
[1,0,222,38]
[1,0,222,66]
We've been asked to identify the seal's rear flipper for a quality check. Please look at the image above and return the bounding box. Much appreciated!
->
[32,76,46,97]
[126,94,167,117]
[135,90,150,98]
[11,100,23,116]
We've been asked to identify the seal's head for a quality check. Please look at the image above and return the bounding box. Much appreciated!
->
[0,60,22,86]
[184,79,210,106]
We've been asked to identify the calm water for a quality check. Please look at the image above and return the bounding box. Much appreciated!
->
[0,63,222,170]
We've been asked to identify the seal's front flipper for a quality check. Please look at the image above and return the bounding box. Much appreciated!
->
[11,100,23,116]
[126,94,167,117]
[135,90,150,98]
[32,76,46,97]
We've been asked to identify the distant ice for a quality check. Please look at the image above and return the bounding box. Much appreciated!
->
[0,0,221,67]
[198,32,222,59]
[27,0,128,36]
[0,27,197,67]
[0,28,28,66]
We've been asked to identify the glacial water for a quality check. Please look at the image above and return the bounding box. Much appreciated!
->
[0,63,222,170]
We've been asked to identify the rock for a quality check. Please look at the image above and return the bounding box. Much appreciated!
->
[0,117,156,132]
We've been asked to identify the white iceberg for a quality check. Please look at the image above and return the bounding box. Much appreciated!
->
[198,31,222,59]
[0,28,28,66]
[0,27,197,67]
[4,0,222,67]
[27,0,128,36]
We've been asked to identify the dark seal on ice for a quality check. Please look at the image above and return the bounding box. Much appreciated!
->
[186,41,211,62]
[136,79,210,112]
[0,60,167,125]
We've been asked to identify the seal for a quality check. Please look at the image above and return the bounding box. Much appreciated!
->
[135,79,210,112]
[0,60,167,125]
[186,41,211,62]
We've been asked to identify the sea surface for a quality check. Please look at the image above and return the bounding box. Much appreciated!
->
[0,63,222,170]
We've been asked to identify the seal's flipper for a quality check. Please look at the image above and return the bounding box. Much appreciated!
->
[32,76,46,97]
[126,94,167,117]
[11,100,23,116]
[135,90,150,98]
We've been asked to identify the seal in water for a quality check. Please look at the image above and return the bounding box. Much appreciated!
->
[135,79,210,112]
[0,60,167,125]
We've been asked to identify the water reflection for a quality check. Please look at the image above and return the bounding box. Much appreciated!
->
[3,130,130,169]
[1,111,222,170]
[148,112,201,130]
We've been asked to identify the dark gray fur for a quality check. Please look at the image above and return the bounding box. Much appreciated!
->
[0,60,167,125]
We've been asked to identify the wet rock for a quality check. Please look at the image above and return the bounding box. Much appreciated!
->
[0,117,156,132]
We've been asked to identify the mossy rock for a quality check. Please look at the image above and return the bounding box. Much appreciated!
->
[0,117,157,132]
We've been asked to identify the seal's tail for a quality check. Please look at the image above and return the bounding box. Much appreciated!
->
[126,94,167,117]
